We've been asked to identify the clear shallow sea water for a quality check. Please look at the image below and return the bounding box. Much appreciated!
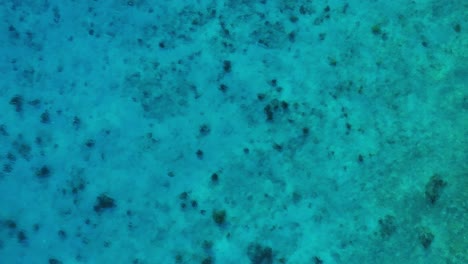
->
[0,1,466,263]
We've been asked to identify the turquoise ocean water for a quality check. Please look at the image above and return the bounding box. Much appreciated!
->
[0,1,466,263]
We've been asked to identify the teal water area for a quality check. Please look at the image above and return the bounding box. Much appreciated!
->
[0,1,466,263]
